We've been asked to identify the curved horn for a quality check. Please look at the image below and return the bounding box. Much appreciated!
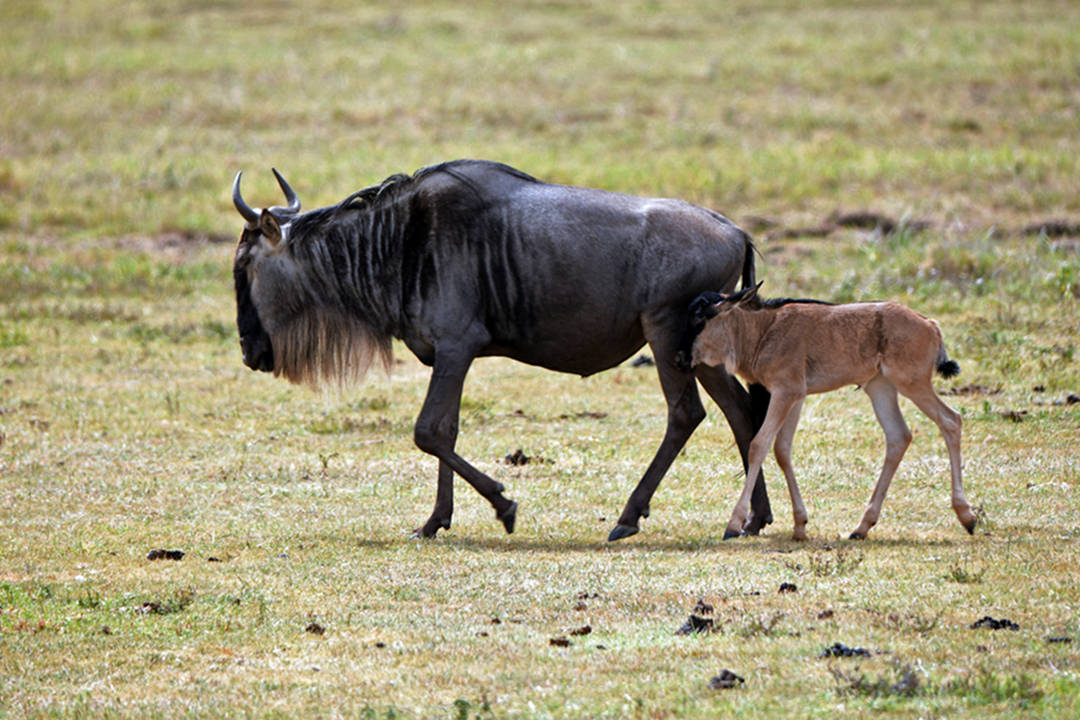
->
[272,168,301,213]
[232,171,261,225]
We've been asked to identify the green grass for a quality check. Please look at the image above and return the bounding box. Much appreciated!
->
[2,1,1080,718]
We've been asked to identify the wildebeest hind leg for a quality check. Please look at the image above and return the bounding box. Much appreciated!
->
[609,321,706,541]
[695,367,774,534]
[412,461,454,538]
[413,352,518,536]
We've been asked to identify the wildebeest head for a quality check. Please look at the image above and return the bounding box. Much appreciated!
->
[231,170,392,388]
[231,169,301,374]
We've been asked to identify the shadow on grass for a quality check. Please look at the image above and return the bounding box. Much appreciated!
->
[348,531,978,555]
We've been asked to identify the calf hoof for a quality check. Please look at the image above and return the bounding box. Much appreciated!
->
[608,524,639,542]
[741,512,773,536]
[849,531,866,540]
[496,501,518,534]
[723,529,741,540]
[963,518,977,535]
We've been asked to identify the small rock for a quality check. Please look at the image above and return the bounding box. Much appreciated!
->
[971,616,1019,631]
[708,669,745,689]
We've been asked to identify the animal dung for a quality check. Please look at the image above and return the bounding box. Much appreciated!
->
[549,636,571,647]
[708,669,745,690]
[503,448,554,466]
[146,549,184,561]
[778,582,798,594]
[819,643,871,658]
[675,614,715,635]
[304,622,326,635]
[569,625,592,637]
[970,616,1020,631]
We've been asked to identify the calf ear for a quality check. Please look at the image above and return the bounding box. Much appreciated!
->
[259,212,282,247]
[739,281,763,305]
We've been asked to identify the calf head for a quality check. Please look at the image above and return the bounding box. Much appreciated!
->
[231,169,302,373]
[688,282,762,370]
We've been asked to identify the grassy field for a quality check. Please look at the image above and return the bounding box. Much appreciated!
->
[2,1,1079,717]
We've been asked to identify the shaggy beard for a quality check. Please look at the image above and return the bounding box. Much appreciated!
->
[271,307,392,389]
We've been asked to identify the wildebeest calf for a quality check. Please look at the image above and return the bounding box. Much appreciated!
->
[686,283,976,541]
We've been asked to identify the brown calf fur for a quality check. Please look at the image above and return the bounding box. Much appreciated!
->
[690,284,975,540]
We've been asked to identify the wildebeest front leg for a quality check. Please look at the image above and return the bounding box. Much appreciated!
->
[413,354,518,536]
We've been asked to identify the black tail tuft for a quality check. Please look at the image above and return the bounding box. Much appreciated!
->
[937,359,961,379]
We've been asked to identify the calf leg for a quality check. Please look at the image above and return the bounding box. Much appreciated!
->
[413,348,517,537]
[696,366,774,534]
[724,391,800,539]
[897,380,975,533]
[609,316,706,541]
[772,399,808,540]
[851,376,911,539]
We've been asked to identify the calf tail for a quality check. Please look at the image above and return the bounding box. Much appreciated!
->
[936,345,960,379]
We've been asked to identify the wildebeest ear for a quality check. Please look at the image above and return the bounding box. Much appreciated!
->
[259,211,282,246]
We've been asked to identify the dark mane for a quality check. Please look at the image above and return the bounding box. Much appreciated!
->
[756,296,836,310]
[283,161,540,238]
[339,159,541,212]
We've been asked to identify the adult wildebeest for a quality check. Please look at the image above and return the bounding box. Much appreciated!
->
[231,159,773,540]
[686,283,975,540]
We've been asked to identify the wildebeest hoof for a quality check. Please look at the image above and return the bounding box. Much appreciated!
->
[497,501,517,534]
[607,524,639,542]
[411,517,451,539]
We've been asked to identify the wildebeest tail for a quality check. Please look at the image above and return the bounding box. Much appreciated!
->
[936,345,960,379]
[741,232,756,291]
[675,291,726,371]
